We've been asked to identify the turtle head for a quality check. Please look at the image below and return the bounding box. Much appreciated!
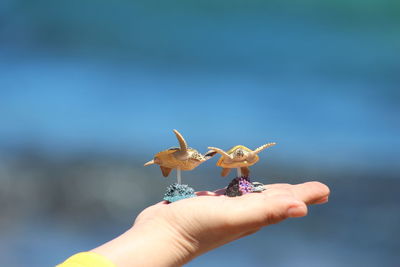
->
[189,150,203,162]
[233,148,248,160]
[188,149,216,163]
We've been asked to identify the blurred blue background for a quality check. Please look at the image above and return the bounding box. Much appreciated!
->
[1,0,399,266]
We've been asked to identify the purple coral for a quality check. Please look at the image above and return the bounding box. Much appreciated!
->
[238,177,254,194]
[225,176,255,197]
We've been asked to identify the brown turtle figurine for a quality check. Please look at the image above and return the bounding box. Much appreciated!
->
[144,129,216,177]
[208,143,276,177]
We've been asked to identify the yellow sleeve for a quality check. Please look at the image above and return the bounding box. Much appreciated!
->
[57,252,116,267]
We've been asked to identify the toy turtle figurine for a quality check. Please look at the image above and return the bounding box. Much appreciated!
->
[208,143,276,177]
[145,129,216,177]
[144,129,216,202]
[208,143,276,197]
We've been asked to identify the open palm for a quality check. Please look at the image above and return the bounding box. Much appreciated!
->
[106,181,331,267]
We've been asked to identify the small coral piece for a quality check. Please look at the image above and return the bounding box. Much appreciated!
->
[225,176,253,197]
[252,182,266,192]
[163,183,197,202]
[225,177,265,197]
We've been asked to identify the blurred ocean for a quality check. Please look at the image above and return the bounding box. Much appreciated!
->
[0,0,399,266]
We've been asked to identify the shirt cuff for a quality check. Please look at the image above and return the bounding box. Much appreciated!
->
[57,251,116,267]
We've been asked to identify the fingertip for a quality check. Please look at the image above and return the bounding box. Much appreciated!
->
[307,181,330,197]
[321,183,330,197]
[314,195,329,204]
[287,201,308,218]
[294,181,330,205]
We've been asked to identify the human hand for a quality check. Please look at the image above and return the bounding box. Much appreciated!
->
[92,182,330,267]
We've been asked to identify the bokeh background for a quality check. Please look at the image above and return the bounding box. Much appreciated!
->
[1,0,399,266]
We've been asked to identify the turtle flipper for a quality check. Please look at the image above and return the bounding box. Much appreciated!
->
[173,129,190,161]
[241,166,250,177]
[253,142,276,154]
[173,129,188,153]
[221,168,231,177]
[208,147,232,159]
[204,150,217,159]
[160,166,172,177]
[144,160,155,166]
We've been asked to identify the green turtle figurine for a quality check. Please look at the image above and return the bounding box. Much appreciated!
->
[144,129,216,202]
[208,143,276,197]
[208,143,276,177]
[145,129,216,177]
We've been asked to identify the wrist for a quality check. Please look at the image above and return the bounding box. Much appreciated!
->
[92,219,196,267]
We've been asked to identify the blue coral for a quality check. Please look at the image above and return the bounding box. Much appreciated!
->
[163,183,196,202]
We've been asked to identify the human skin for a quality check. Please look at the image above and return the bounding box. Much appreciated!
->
[92,182,330,267]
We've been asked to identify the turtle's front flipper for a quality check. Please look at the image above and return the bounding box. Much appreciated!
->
[172,129,190,160]
[253,142,276,155]
[241,166,250,177]
[247,142,276,162]
[204,150,217,159]
[160,166,172,177]
[221,168,231,177]
[208,147,232,159]
[173,129,188,152]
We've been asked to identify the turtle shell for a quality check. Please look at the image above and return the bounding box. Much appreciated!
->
[216,145,259,168]
[154,148,203,170]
